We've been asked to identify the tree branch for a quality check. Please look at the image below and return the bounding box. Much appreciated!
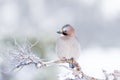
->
[5,40,120,80]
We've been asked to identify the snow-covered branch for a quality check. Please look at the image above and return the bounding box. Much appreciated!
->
[3,40,120,80]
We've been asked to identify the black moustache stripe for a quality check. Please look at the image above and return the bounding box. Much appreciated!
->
[63,32,68,35]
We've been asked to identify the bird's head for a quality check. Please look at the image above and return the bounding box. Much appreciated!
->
[57,24,75,37]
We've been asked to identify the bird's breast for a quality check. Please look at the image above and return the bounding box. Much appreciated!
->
[56,37,81,60]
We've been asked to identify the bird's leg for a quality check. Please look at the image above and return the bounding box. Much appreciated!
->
[69,58,75,68]
[71,58,74,64]
[68,58,81,71]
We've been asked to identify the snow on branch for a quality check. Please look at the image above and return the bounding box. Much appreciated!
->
[6,40,120,80]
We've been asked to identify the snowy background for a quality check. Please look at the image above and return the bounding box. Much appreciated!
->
[0,0,120,80]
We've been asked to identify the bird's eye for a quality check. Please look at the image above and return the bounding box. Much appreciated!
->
[62,30,68,35]
[63,30,67,33]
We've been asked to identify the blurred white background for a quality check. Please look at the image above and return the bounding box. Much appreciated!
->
[0,0,120,80]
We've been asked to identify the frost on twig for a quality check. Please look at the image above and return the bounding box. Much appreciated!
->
[5,40,120,80]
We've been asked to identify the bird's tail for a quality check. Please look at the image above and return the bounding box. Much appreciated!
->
[69,63,75,69]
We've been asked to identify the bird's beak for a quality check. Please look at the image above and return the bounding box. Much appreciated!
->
[57,31,63,34]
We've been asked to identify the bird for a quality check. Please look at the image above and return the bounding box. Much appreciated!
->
[56,24,81,68]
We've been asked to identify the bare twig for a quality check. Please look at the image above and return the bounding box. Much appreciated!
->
[6,40,120,80]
